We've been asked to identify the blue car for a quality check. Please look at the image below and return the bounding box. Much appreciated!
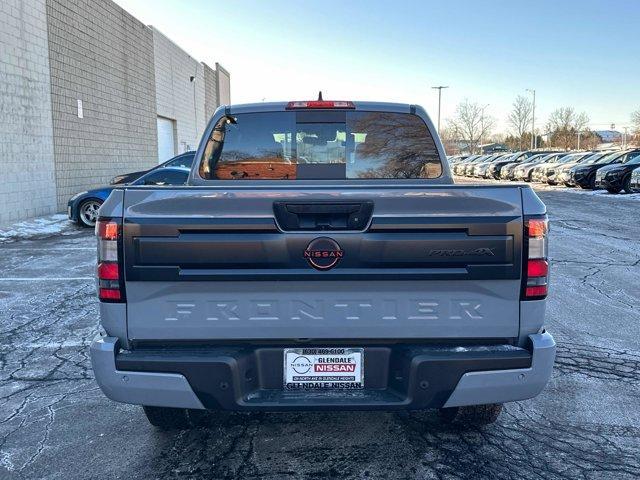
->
[110,151,195,185]
[68,167,190,227]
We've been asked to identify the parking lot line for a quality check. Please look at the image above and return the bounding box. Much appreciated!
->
[1,277,93,281]
[0,247,95,251]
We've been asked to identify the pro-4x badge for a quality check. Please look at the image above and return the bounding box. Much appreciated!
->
[304,237,344,270]
[428,247,495,257]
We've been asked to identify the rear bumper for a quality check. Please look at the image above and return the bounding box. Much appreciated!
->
[67,202,78,222]
[90,332,555,411]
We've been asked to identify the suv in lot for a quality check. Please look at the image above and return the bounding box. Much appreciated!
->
[90,100,556,429]
[568,150,628,189]
[594,149,640,193]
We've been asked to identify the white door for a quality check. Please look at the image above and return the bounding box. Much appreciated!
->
[157,117,176,163]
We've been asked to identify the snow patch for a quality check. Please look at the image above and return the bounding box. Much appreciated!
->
[454,176,640,201]
[0,214,79,243]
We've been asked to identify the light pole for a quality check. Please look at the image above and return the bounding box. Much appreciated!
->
[526,89,536,149]
[431,86,449,133]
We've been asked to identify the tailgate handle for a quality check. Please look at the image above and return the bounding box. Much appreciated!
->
[273,201,374,231]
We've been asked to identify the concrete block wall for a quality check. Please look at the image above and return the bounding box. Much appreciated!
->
[216,63,231,106]
[46,0,158,209]
[152,27,206,155]
[0,0,57,224]
[203,62,218,122]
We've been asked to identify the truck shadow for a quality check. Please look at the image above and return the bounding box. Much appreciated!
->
[139,403,637,480]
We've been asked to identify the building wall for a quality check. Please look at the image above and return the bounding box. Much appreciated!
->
[0,0,57,224]
[216,63,231,105]
[152,27,206,159]
[46,0,158,209]
[202,62,218,122]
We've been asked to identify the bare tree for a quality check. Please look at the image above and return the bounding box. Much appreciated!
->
[446,100,495,154]
[507,95,533,150]
[438,125,459,155]
[632,108,640,136]
[546,107,590,150]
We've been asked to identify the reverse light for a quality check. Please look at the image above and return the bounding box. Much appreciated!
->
[286,100,355,110]
[523,216,549,300]
[96,218,125,302]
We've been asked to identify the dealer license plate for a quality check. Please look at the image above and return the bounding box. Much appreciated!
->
[283,348,364,390]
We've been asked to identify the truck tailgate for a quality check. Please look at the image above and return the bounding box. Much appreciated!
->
[122,184,524,341]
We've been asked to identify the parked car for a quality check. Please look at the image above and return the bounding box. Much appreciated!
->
[500,153,553,180]
[110,151,196,185]
[470,153,505,177]
[447,154,469,164]
[514,153,568,182]
[487,151,526,179]
[451,155,480,175]
[531,152,590,184]
[463,155,490,176]
[452,155,479,176]
[68,167,191,227]
[568,150,629,189]
[629,168,640,193]
[496,151,559,180]
[594,149,640,193]
[475,153,514,178]
[90,100,555,430]
[555,152,607,186]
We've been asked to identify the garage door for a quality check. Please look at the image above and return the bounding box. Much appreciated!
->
[157,117,176,163]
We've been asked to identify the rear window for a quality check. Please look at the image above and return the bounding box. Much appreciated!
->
[198,111,442,180]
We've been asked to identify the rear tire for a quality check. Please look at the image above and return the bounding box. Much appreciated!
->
[143,406,191,430]
[439,403,503,426]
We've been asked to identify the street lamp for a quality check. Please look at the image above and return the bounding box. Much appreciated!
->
[431,86,449,133]
[526,89,536,149]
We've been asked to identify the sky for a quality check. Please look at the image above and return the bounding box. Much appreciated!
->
[114,0,639,134]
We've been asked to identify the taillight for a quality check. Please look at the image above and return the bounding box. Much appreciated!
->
[286,100,355,109]
[96,218,125,302]
[523,216,549,299]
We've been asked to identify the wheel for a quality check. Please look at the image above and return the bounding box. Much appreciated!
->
[606,186,621,194]
[78,199,103,227]
[439,403,503,426]
[143,406,190,430]
[623,175,632,194]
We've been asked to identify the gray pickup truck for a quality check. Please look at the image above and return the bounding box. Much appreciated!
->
[90,100,555,429]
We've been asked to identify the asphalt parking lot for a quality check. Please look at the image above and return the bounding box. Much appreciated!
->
[1,185,639,480]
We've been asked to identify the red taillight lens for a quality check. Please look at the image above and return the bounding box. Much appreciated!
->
[96,219,124,302]
[527,259,548,277]
[523,216,549,300]
[286,100,355,109]
[97,262,119,280]
[98,288,121,300]
[525,285,548,297]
